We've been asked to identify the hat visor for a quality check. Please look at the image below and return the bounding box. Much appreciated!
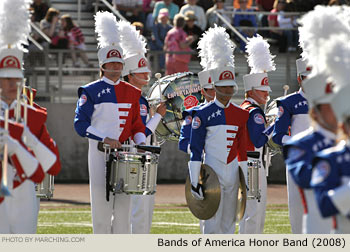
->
[308,94,335,107]
[254,85,272,92]
[131,67,151,74]
[299,70,311,77]
[214,80,237,87]
[100,57,124,66]
[202,83,214,89]
[0,68,23,78]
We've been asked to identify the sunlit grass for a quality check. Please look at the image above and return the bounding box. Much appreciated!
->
[37,204,291,234]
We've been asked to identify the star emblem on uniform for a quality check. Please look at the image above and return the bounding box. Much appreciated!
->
[102,89,106,94]
[211,112,215,118]
[216,109,222,117]
[98,93,101,98]
[323,138,333,147]
[208,115,211,121]
[298,101,303,106]
[303,101,308,105]
[106,88,111,93]
[344,153,350,162]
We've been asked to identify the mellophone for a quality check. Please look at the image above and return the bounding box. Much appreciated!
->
[246,151,261,202]
[98,142,161,201]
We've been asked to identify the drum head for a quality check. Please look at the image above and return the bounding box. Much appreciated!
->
[185,164,221,220]
[147,72,204,142]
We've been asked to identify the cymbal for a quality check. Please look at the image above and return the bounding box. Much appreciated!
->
[236,166,247,221]
[185,164,221,220]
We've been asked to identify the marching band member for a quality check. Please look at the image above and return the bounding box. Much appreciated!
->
[283,74,337,233]
[0,0,57,233]
[282,6,350,233]
[118,20,166,234]
[239,35,275,234]
[179,29,215,154]
[310,30,350,234]
[74,12,146,234]
[188,26,248,234]
[278,5,349,233]
[311,86,350,234]
[271,56,310,234]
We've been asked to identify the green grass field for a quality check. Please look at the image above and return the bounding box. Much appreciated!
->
[37,204,291,234]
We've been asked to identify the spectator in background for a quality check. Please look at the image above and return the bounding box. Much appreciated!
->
[179,0,207,31]
[277,1,298,51]
[197,0,214,12]
[233,0,253,8]
[233,0,257,51]
[113,0,145,24]
[256,0,275,37]
[61,14,91,67]
[268,0,287,52]
[153,0,180,24]
[173,0,185,8]
[30,0,49,23]
[206,0,231,28]
[40,7,69,49]
[183,10,202,56]
[164,14,194,75]
[151,8,172,72]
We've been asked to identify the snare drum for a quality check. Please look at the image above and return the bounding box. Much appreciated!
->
[109,152,158,195]
[35,174,54,199]
[247,159,261,201]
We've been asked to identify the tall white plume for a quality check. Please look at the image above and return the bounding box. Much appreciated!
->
[206,25,235,69]
[0,0,32,49]
[118,20,147,57]
[321,33,350,90]
[94,11,120,48]
[245,34,275,74]
[298,5,350,74]
[197,29,210,70]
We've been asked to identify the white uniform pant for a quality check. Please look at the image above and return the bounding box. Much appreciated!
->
[131,194,155,234]
[202,155,239,234]
[88,140,131,234]
[286,168,303,234]
[334,215,350,234]
[239,162,267,234]
[0,167,37,234]
[302,189,331,234]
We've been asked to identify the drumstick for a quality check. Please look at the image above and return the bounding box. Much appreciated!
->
[155,73,162,102]
[283,85,290,97]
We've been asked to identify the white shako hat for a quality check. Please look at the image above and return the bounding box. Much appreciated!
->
[95,11,124,66]
[118,20,150,77]
[330,85,350,122]
[300,6,350,108]
[303,74,335,108]
[243,35,275,92]
[198,70,213,89]
[205,25,237,88]
[0,0,32,79]
[296,58,311,77]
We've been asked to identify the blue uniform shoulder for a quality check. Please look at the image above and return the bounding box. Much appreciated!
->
[78,79,103,97]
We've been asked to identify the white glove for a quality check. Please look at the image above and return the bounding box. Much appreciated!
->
[0,129,18,155]
[188,161,204,200]
[22,127,56,172]
[191,183,204,201]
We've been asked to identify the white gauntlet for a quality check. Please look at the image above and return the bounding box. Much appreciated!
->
[22,127,56,172]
